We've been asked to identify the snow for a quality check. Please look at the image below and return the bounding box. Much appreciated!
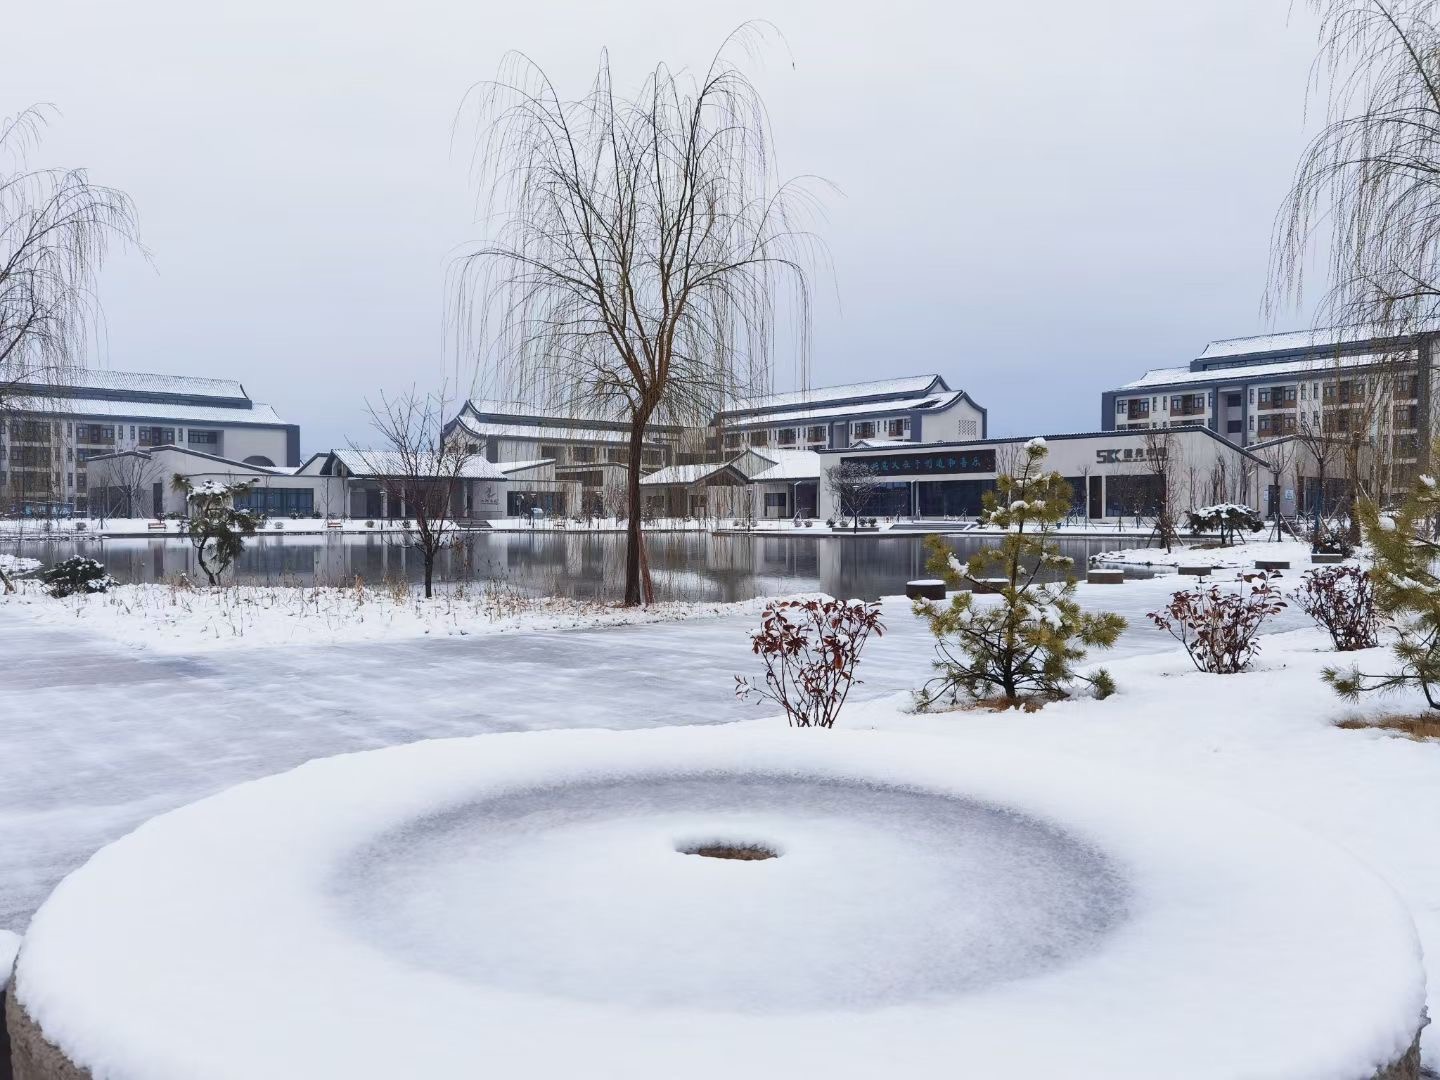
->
[0,580,790,653]
[1116,351,1392,389]
[2,393,288,425]
[720,374,942,415]
[7,563,1440,1067]
[1093,539,1316,569]
[14,729,1423,1080]
[746,448,823,482]
[0,553,41,576]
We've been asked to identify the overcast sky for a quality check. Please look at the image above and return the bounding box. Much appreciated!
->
[3,0,1327,452]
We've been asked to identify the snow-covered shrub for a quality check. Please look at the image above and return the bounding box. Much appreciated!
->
[1312,520,1355,558]
[1147,572,1286,674]
[40,556,117,598]
[1326,476,1440,709]
[735,598,886,728]
[1291,565,1377,652]
[914,438,1124,708]
[1185,504,1264,546]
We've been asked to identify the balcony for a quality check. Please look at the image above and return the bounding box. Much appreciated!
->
[1125,405,1150,421]
[1171,404,1206,418]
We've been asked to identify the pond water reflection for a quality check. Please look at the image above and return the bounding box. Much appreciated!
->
[6,531,1154,603]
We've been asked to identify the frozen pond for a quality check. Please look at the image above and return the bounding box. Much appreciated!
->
[2,531,1155,601]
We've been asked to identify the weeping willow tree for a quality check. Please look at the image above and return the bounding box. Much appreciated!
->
[0,105,139,590]
[1269,0,1440,493]
[455,27,823,606]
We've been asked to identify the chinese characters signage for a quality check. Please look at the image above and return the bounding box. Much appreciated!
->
[842,450,996,476]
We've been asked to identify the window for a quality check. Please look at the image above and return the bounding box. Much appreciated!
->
[606,448,628,464]
[1116,401,1127,416]
[642,450,663,467]
[763,492,787,511]
[748,430,769,447]
[539,444,564,461]
[776,427,797,446]
[9,420,50,442]
[723,433,743,450]
[233,488,315,516]
[852,421,877,440]
[187,430,219,445]
[1258,388,1271,405]
[1227,419,1242,434]
[886,418,908,438]
[569,445,595,464]
[806,425,827,443]
[75,424,115,443]
[137,427,174,446]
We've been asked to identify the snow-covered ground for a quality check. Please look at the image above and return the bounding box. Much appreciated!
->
[14,729,1422,1079]
[0,553,41,577]
[4,566,1440,1064]
[1093,538,1319,569]
[0,580,786,653]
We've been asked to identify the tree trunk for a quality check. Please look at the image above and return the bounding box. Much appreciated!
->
[623,415,649,607]
[0,563,13,595]
[423,551,434,599]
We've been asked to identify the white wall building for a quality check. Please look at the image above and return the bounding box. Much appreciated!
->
[2,369,298,514]
[817,428,1275,522]
[714,375,986,454]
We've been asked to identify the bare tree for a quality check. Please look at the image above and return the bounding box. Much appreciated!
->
[1295,411,1346,520]
[1,105,140,413]
[455,28,822,605]
[92,451,160,521]
[1268,0,1440,482]
[0,107,137,591]
[355,389,477,599]
[1142,429,1180,551]
[825,461,884,531]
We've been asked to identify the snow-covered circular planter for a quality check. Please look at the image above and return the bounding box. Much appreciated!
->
[8,730,1427,1080]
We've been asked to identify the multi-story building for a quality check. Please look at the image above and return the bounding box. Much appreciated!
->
[1,369,299,515]
[1100,326,1439,488]
[712,375,986,455]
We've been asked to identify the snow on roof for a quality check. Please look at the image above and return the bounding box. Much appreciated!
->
[747,449,822,482]
[1197,322,1438,360]
[18,368,249,400]
[332,449,506,480]
[5,395,289,426]
[454,415,663,447]
[722,375,944,416]
[497,459,555,474]
[639,462,743,486]
[1115,351,1404,390]
[723,390,967,429]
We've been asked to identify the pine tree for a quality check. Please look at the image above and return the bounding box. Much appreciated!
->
[173,475,261,586]
[1325,472,1440,708]
[914,438,1125,708]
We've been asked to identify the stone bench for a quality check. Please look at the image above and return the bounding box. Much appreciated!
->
[1255,559,1290,571]
[1178,566,1212,578]
[1311,552,1345,565]
[905,580,947,601]
[1086,569,1125,585]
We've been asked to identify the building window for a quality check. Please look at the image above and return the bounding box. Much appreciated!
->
[606,448,628,464]
[885,418,908,438]
[723,433,743,450]
[137,427,175,446]
[1116,400,1127,416]
[763,492,787,511]
[187,430,219,445]
[233,488,316,516]
[569,445,595,464]
[806,425,827,443]
[1227,419,1242,434]
[748,430,769,447]
[775,427,797,446]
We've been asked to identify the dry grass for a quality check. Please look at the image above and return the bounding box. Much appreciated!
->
[681,844,778,861]
[1335,714,1440,741]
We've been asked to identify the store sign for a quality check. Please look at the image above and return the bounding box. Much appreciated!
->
[842,450,996,476]
[1095,446,1166,464]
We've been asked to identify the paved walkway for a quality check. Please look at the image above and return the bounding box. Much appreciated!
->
[0,576,1315,930]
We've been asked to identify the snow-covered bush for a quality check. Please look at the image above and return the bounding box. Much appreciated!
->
[1326,476,1440,709]
[40,556,117,599]
[1147,572,1286,674]
[914,438,1124,708]
[735,597,886,728]
[1312,519,1355,558]
[1185,504,1263,546]
[1291,565,1377,652]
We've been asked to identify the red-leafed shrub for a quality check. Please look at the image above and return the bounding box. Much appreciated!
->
[1291,565,1377,651]
[1147,572,1287,674]
[735,598,886,728]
